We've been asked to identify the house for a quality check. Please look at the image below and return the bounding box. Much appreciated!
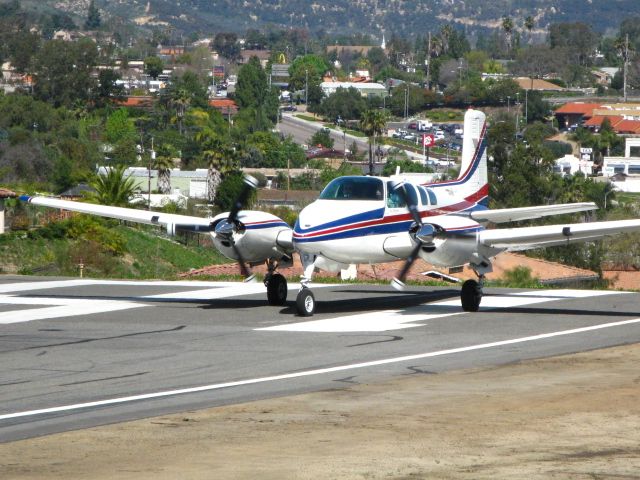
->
[602,138,640,192]
[514,77,564,92]
[239,50,271,68]
[555,102,640,132]
[208,98,238,116]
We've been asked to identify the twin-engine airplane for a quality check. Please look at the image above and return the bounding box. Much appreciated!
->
[19,109,640,316]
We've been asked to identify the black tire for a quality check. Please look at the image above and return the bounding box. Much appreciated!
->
[296,288,316,316]
[461,279,482,312]
[266,274,288,306]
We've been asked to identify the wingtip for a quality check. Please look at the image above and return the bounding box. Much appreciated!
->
[18,194,31,202]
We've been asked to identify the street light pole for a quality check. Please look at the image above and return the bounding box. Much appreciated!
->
[148,137,155,211]
[305,68,308,108]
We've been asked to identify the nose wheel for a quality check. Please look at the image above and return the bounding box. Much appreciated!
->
[296,288,316,316]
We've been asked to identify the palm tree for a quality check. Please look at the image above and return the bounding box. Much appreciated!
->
[171,88,191,135]
[360,109,388,175]
[524,16,535,44]
[502,16,514,56]
[88,165,138,207]
[154,145,175,195]
[196,129,237,203]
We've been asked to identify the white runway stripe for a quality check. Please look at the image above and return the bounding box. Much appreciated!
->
[3,315,640,421]
[258,289,628,332]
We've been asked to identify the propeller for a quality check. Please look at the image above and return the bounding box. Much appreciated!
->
[390,181,426,290]
[214,174,258,282]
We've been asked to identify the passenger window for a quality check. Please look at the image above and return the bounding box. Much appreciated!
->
[417,186,429,205]
[427,188,437,205]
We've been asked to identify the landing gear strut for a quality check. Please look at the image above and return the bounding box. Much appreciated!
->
[295,253,317,316]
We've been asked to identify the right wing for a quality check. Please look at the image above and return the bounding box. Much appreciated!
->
[469,202,597,224]
[20,195,214,232]
[479,218,640,251]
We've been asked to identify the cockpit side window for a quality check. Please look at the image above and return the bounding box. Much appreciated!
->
[386,181,419,208]
[319,177,384,201]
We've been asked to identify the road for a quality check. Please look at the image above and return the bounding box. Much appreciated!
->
[2,275,640,443]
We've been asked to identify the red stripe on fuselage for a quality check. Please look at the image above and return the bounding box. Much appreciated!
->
[293,184,488,239]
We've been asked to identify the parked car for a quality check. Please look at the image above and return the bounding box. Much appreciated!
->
[407,122,417,130]
[403,133,417,141]
[434,130,446,140]
[282,105,297,112]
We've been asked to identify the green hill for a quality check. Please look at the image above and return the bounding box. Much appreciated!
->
[0,216,228,279]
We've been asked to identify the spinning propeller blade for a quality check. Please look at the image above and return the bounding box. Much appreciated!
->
[216,174,258,282]
[390,181,423,290]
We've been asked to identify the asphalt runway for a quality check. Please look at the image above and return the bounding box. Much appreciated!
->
[2,275,640,443]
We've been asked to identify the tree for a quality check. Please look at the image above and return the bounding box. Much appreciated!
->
[360,109,388,175]
[212,32,241,61]
[196,129,237,203]
[84,0,101,30]
[88,165,137,207]
[319,87,367,122]
[32,38,98,108]
[154,144,175,194]
[144,56,164,80]
[104,108,137,145]
[524,16,535,43]
[95,69,124,107]
[309,129,334,148]
[234,56,279,131]
[502,17,514,55]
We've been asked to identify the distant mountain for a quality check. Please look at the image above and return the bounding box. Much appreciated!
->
[30,0,640,39]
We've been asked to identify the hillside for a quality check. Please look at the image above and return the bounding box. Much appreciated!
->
[0,218,228,279]
[27,0,640,38]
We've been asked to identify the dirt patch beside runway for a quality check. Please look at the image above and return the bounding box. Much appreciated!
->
[3,343,640,479]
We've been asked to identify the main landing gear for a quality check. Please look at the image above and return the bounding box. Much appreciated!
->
[460,277,483,312]
[264,259,288,306]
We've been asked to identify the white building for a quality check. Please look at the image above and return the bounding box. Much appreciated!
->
[553,154,593,176]
[320,81,387,98]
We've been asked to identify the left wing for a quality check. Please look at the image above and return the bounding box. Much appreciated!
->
[469,202,597,224]
[20,195,214,233]
[479,218,640,251]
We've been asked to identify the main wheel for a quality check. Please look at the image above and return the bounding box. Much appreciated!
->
[461,279,482,312]
[266,273,288,306]
[296,288,316,316]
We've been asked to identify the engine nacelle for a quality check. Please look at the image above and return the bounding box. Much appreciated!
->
[415,216,484,267]
[210,210,293,264]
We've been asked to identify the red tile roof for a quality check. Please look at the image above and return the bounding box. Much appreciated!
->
[554,103,603,117]
[615,119,640,134]
[0,188,17,198]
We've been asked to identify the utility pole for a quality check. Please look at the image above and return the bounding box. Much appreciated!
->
[425,31,431,90]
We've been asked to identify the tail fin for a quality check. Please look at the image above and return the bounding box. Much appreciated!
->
[449,108,489,207]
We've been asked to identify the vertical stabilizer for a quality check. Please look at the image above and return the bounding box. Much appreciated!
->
[460,108,486,180]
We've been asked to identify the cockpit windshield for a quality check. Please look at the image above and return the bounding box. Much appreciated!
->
[319,177,384,201]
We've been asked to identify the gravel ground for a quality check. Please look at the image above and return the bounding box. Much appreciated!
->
[3,343,640,479]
